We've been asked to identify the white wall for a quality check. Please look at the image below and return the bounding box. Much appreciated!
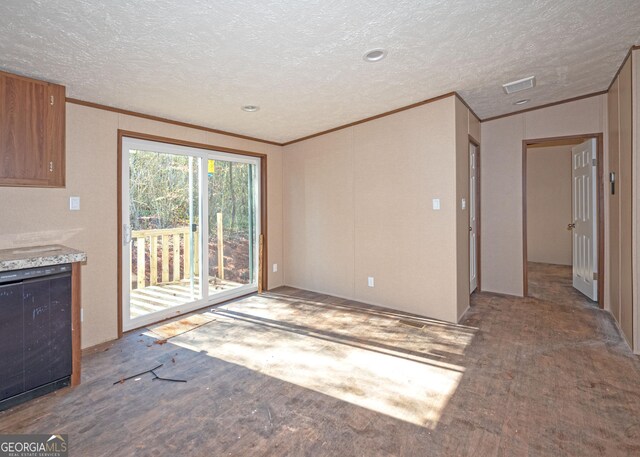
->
[481,95,607,300]
[526,145,573,266]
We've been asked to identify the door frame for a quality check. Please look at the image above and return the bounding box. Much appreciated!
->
[469,135,481,293]
[116,130,268,337]
[522,133,604,307]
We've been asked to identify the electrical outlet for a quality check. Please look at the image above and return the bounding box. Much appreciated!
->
[368,277,374,287]
[432,198,440,210]
[273,263,278,273]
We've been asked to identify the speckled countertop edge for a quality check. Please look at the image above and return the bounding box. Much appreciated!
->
[0,244,87,272]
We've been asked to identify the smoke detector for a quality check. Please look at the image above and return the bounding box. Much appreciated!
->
[502,76,536,94]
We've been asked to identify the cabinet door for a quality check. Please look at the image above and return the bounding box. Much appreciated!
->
[0,71,65,187]
[46,82,66,187]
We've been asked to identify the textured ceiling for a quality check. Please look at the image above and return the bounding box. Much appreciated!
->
[1,0,639,143]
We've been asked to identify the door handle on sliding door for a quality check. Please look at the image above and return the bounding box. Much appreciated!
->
[123,224,131,244]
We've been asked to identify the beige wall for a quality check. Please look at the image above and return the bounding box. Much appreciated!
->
[634,49,640,353]
[283,96,477,323]
[469,112,481,144]
[282,129,355,299]
[455,98,471,319]
[481,95,607,298]
[609,77,621,325]
[526,145,573,266]
[618,58,634,346]
[0,103,284,349]
[609,55,634,347]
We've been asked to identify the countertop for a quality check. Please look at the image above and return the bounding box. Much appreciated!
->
[0,244,87,272]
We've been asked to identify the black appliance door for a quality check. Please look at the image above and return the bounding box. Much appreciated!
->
[0,282,24,400]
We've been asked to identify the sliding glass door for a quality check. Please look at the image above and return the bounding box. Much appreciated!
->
[121,137,261,331]
[206,158,259,297]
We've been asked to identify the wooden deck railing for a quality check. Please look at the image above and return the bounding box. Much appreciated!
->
[131,227,200,289]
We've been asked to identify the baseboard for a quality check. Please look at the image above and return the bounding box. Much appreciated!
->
[457,305,471,323]
[82,337,119,355]
[277,283,467,326]
[476,289,525,299]
[607,310,634,353]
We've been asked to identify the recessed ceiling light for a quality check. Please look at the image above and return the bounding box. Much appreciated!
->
[241,105,260,112]
[514,99,530,105]
[363,49,387,62]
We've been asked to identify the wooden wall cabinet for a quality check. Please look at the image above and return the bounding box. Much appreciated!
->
[0,70,65,187]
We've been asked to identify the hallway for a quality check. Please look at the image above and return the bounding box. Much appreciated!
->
[527,261,599,305]
[464,263,639,455]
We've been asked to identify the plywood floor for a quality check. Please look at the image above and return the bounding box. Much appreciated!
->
[1,263,639,456]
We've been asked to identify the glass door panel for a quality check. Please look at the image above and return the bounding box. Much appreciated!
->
[207,159,259,298]
[123,145,201,330]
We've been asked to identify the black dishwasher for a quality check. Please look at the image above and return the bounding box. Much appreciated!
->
[0,264,72,411]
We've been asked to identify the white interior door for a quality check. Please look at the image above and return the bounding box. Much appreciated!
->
[571,139,597,300]
[469,143,478,293]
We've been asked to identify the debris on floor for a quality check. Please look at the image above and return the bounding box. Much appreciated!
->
[113,363,187,385]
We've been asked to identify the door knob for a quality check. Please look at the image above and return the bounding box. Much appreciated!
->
[567,223,576,230]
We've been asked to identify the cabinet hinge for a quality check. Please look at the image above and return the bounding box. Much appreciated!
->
[50,95,54,106]
[49,161,54,172]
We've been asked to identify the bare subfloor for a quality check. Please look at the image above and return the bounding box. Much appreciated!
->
[1,264,639,456]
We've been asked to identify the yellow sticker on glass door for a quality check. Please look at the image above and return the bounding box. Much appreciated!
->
[208,160,215,175]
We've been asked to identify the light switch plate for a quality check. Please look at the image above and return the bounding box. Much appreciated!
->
[368,277,375,287]
[69,196,80,211]
[432,198,441,210]
[273,263,278,273]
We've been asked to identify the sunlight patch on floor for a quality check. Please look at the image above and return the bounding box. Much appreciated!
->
[164,295,473,428]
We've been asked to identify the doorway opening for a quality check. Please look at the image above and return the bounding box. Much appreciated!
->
[522,134,604,308]
[117,132,267,334]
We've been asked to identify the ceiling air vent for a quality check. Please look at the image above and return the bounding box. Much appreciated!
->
[502,76,536,94]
